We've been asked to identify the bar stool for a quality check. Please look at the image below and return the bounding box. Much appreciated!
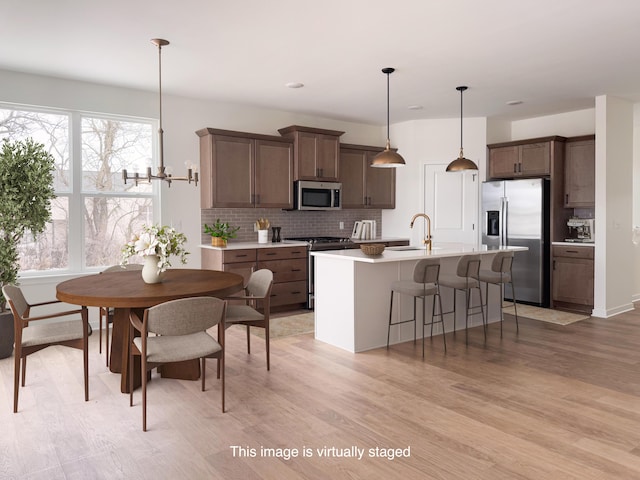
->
[387,258,446,355]
[438,254,486,342]
[479,250,518,336]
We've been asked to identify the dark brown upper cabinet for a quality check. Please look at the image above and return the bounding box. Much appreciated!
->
[197,128,293,208]
[278,125,344,181]
[339,144,396,209]
[564,135,595,208]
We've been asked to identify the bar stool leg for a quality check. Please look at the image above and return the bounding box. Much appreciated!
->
[386,291,394,349]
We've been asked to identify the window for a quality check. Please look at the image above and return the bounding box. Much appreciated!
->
[0,104,158,274]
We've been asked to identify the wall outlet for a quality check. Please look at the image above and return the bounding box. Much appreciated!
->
[339,221,344,230]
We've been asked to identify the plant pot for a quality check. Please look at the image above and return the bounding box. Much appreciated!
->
[211,237,227,248]
[0,310,14,359]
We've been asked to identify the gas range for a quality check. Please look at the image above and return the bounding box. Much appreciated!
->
[285,236,357,251]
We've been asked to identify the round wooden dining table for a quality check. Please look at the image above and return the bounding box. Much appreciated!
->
[56,268,244,393]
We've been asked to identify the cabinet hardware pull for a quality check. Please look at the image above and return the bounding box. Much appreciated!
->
[291,269,301,272]
[513,163,517,173]
[236,254,247,257]
[565,193,569,204]
[553,260,556,270]
[567,250,579,253]
[265,252,276,256]
[292,291,301,294]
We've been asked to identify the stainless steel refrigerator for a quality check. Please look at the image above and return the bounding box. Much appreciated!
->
[482,178,550,307]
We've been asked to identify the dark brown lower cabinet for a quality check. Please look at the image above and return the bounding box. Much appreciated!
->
[552,245,594,313]
[202,245,307,311]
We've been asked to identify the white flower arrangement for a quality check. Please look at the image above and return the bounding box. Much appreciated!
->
[121,224,189,272]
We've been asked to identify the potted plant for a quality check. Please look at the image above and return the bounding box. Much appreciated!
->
[0,138,56,358]
[204,219,240,247]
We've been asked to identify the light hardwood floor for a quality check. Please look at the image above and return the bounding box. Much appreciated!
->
[2,306,640,479]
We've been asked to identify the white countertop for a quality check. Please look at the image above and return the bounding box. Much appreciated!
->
[200,241,308,251]
[552,241,595,247]
[311,242,527,263]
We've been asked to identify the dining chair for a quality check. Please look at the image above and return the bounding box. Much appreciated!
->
[98,264,143,366]
[2,285,90,413]
[128,296,226,431]
[387,258,446,356]
[223,269,273,370]
[438,254,486,343]
[479,250,519,336]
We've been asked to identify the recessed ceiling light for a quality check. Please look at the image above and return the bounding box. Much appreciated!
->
[408,105,423,110]
[506,100,523,106]
[285,82,304,89]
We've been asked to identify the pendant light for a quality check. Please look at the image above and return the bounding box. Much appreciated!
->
[123,38,198,187]
[445,86,478,172]
[371,67,406,168]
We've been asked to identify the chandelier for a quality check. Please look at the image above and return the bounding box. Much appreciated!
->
[123,38,198,187]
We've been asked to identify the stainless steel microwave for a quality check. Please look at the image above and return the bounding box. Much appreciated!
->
[294,180,342,210]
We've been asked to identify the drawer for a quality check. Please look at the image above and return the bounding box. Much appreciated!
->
[269,280,307,307]
[258,258,307,283]
[257,246,307,261]
[552,245,594,260]
[222,249,257,264]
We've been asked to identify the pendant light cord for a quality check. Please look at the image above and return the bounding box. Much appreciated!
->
[459,87,463,151]
[386,71,390,141]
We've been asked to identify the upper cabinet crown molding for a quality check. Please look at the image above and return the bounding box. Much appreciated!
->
[278,125,344,182]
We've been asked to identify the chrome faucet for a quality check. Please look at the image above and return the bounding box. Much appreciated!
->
[410,213,432,251]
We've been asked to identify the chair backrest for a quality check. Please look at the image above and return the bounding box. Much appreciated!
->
[413,258,440,284]
[145,296,226,336]
[456,254,481,279]
[103,264,143,273]
[2,285,28,320]
[490,251,514,273]
[246,269,274,299]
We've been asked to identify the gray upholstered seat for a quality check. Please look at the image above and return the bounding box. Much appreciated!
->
[438,254,486,342]
[224,269,273,370]
[387,258,446,355]
[99,264,143,366]
[479,250,518,335]
[2,284,90,413]
[129,296,226,431]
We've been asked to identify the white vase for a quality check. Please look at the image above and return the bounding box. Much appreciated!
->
[141,254,163,284]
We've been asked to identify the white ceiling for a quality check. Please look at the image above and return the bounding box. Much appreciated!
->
[4,0,640,125]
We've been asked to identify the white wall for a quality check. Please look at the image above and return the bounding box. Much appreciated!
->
[510,108,596,140]
[593,95,634,317]
[383,117,486,246]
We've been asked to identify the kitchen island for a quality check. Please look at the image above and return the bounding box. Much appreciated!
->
[311,243,527,352]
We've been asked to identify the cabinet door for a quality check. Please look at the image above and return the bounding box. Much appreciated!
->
[209,135,254,207]
[295,131,319,180]
[489,146,519,178]
[339,149,366,208]
[520,142,550,176]
[564,139,595,207]
[552,257,594,305]
[316,134,339,181]
[255,140,294,208]
[365,152,395,208]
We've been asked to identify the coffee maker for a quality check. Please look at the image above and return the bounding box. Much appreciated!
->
[566,218,595,242]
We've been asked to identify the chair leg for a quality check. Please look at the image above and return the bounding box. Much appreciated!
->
[141,352,147,432]
[246,325,251,354]
[421,296,426,358]
[437,291,446,352]
[201,357,206,391]
[82,307,89,402]
[510,281,519,332]
[21,357,26,387]
[13,351,20,413]
[265,318,270,371]
[99,310,103,354]
[105,317,110,367]
[386,291,394,348]
[478,286,486,338]
[412,298,417,345]
[221,351,225,413]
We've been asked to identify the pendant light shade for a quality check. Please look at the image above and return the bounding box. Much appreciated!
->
[446,86,478,172]
[371,67,406,168]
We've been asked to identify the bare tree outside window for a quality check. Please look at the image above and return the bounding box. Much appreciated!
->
[0,106,156,273]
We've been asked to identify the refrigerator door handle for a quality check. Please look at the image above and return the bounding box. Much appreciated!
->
[502,197,509,246]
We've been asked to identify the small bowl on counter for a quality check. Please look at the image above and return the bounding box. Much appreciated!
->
[360,243,385,256]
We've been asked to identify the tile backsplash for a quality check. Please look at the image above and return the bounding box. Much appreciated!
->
[201,208,382,244]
